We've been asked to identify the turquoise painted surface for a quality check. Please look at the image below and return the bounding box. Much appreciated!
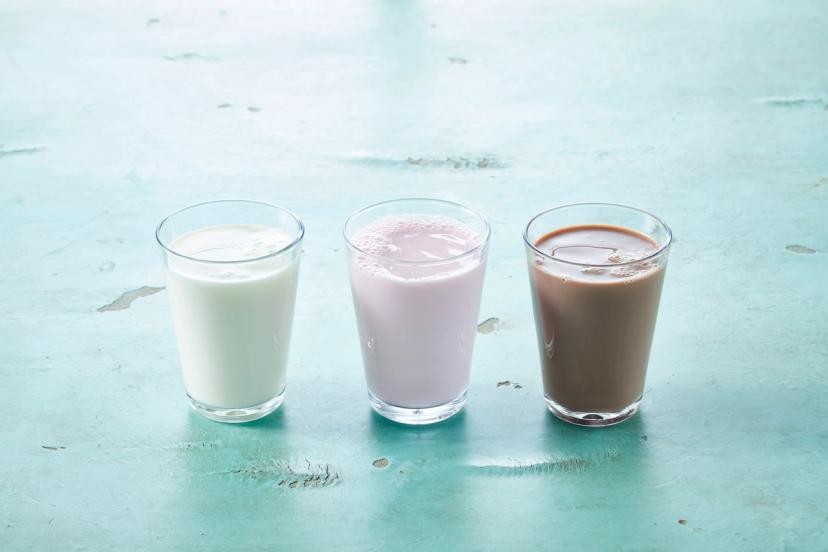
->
[2,0,827,549]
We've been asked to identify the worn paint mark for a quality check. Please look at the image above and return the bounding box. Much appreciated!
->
[349,155,503,170]
[756,97,824,107]
[98,261,115,272]
[0,145,45,159]
[448,56,468,64]
[372,458,390,468]
[678,519,687,526]
[406,156,502,169]
[163,53,219,62]
[496,380,522,389]
[231,459,339,489]
[786,244,816,254]
[146,17,161,26]
[175,442,220,451]
[97,286,164,312]
[217,103,232,109]
[247,106,261,112]
[477,317,500,334]
[41,445,66,451]
[470,450,618,476]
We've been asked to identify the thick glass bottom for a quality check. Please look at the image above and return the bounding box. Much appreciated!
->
[545,394,641,427]
[188,389,285,423]
[368,389,467,425]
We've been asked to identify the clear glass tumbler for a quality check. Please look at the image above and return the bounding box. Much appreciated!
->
[524,203,672,426]
[344,198,490,425]
[156,200,304,423]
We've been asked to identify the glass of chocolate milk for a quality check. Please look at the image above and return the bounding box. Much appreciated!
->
[524,203,672,426]
[344,198,490,425]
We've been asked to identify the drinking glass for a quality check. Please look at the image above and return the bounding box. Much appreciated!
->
[344,198,490,425]
[156,199,303,423]
[524,203,671,426]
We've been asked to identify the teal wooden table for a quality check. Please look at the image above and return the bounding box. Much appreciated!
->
[2,1,827,549]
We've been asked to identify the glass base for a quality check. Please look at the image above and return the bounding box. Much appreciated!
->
[368,389,467,425]
[544,394,641,427]
[188,390,285,423]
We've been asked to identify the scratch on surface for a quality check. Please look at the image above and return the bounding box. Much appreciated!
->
[247,106,261,112]
[447,56,468,64]
[217,103,232,109]
[477,317,500,334]
[786,244,817,254]
[815,177,827,188]
[98,286,164,312]
[469,450,619,476]
[497,380,523,389]
[41,445,66,451]
[0,145,45,159]
[163,53,219,62]
[231,459,339,489]
[146,17,161,26]
[755,97,824,107]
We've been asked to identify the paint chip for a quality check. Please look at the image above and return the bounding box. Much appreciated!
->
[477,317,500,334]
[786,245,816,254]
[678,519,687,526]
[372,458,390,468]
[98,286,164,312]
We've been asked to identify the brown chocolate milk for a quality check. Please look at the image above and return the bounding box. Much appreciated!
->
[529,224,666,413]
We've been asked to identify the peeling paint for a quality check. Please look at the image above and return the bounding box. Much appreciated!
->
[477,317,500,334]
[755,97,824,107]
[97,286,164,312]
[163,53,219,62]
[231,459,339,488]
[349,155,504,170]
[0,146,45,159]
[470,450,619,475]
[786,245,816,254]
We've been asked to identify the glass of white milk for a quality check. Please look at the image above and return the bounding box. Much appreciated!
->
[156,200,303,423]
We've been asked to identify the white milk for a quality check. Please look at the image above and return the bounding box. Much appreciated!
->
[164,224,300,408]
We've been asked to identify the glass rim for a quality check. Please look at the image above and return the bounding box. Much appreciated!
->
[155,199,305,265]
[523,202,672,268]
[342,197,491,266]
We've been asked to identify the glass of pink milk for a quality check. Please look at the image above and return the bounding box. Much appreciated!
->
[344,198,490,425]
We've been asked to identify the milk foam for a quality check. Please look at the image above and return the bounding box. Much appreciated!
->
[349,215,483,281]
